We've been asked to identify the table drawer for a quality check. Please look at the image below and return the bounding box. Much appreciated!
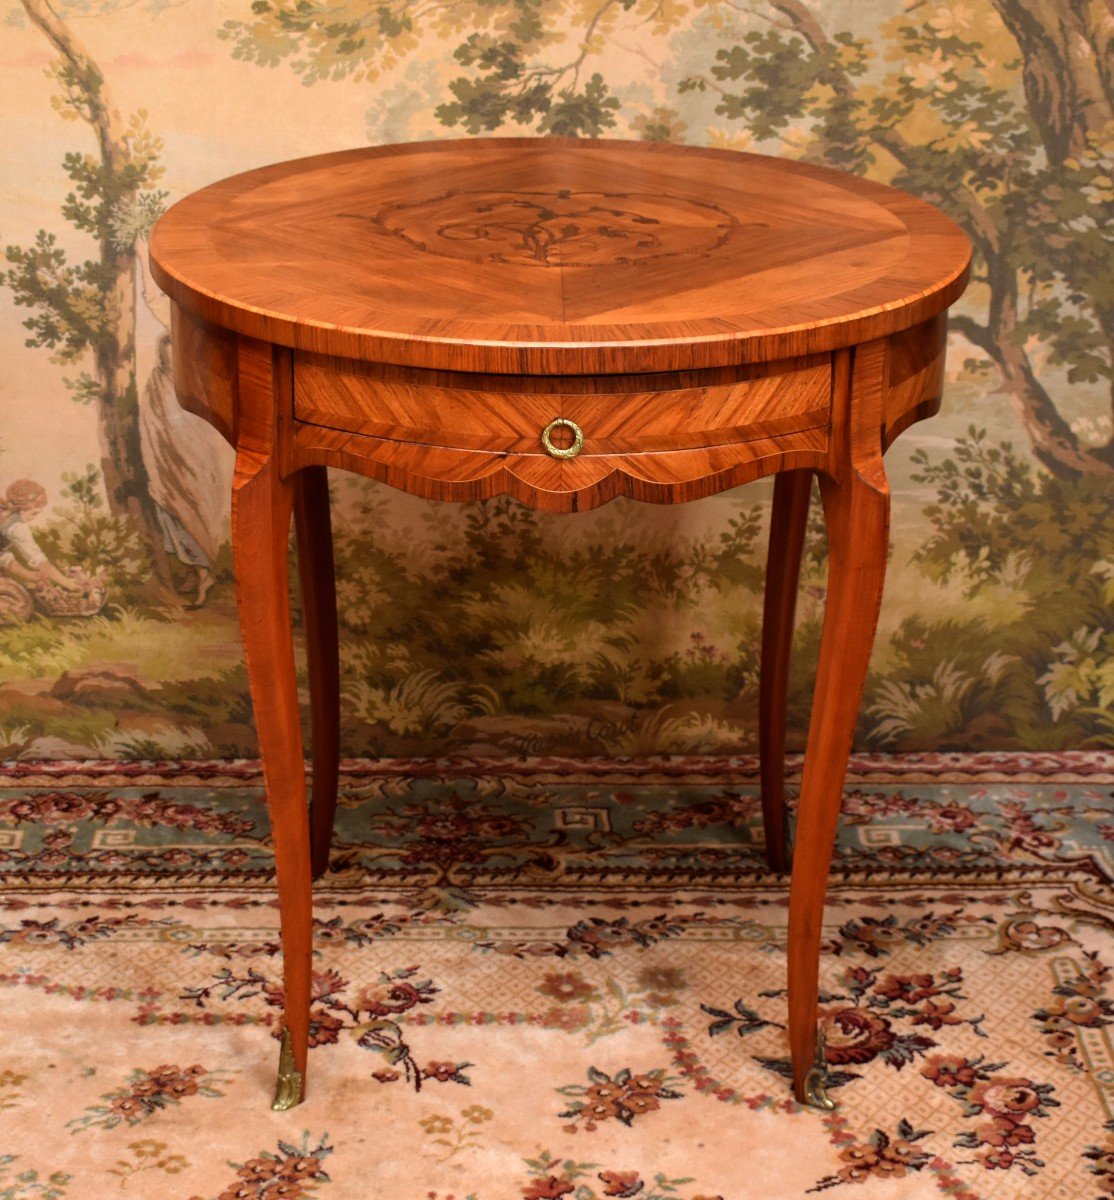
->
[292,353,832,456]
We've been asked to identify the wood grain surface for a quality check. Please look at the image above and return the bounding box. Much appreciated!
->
[785,339,892,1106]
[151,138,970,375]
[151,137,972,1113]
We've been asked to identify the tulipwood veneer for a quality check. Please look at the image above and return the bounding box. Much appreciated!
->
[150,137,971,1116]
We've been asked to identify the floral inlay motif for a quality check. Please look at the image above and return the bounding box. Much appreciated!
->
[368,190,737,267]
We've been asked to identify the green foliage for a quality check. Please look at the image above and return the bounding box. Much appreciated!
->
[1038,626,1114,736]
[225,0,657,137]
[682,3,1111,477]
[862,430,1114,750]
[150,669,253,733]
[435,35,554,132]
[910,428,1038,593]
[2,232,110,360]
[911,428,1110,608]
[0,1154,71,1200]
[433,31,620,135]
[64,372,100,405]
[866,624,1022,750]
[2,110,166,362]
[629,106,686,142]
[1013,136,1114,388]
[93,723,214,759]
[325,483,771,754]
[536,73,620,137]
[36,465,150,597]
[222,0,387,79]
[704,27,870,169]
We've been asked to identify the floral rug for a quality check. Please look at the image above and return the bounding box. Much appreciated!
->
[0,752,1111,1200]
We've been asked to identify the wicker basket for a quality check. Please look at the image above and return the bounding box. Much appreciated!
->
[31,577,107,618]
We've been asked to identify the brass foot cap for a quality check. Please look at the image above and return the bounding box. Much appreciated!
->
[272,1026,305,1111]
[799,1028,837,1111]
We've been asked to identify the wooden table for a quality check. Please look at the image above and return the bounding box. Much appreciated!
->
[150,137,970,1113]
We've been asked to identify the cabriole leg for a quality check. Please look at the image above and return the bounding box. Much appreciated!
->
[787,447,889,1109]
[233,431,312,1111]
[759,469,812,873]
[294,466,341,882]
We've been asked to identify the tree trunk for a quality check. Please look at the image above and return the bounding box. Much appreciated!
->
[21,0,173,587]
[991,0,1114,470]
[991,0,1112,165]
[770,0,1112,480]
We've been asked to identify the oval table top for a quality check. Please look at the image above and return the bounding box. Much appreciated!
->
[150,137,971,375]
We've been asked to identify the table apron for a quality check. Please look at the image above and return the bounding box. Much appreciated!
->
[169,304,950,511]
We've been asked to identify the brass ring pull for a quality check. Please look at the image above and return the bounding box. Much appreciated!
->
[541,417,584,460]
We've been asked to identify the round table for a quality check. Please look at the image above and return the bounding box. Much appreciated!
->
[149,137,971,1113]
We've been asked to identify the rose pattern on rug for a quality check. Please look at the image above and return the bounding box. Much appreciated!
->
[478,914,696,963]
[0,757,1110,1197]
[518,1150,720,1200]
[0,913,172,951]
[921,1055,1059,1175]
[182,964,466,1090]
[1084,1119,1114,1198]
[750,963,988,1096]
[1033,951,1113,1071]
[347,968,453,1089]
[536,965,692,1042]
[418,1105,494,1162]
[189,1134,333,1200]
[5,790,255,838]
[827,909,995,959]
[557,1066,684,1132]
[806,1119,935,1191]
[5,760,1110,890]
[67,1063,232,1131]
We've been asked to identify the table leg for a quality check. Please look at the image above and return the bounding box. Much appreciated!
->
[233,448,312,1111]
[759,470,812,873]
[787,459,889,1109]
[293,466,341,882]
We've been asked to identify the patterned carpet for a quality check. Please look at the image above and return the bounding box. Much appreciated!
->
[0,753,1111,1199]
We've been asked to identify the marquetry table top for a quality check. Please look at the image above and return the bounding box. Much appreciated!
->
[149,138,971,375]
[148,136,974,1114]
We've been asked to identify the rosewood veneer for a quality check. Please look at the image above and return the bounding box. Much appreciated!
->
[150,137,971,1113]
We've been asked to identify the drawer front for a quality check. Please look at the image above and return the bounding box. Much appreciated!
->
[292,353,832,456]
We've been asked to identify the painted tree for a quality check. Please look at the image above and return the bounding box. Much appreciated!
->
[221,0,1111,482]
[216,0,1112,750]
[678,0,1112,480]
[672,1,1112,746]
[219,0,683,137]
[3,0,174,586]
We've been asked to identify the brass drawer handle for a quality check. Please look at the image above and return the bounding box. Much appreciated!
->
[541,417,584,460]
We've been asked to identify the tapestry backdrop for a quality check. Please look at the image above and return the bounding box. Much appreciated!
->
[0,0,1110,761]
